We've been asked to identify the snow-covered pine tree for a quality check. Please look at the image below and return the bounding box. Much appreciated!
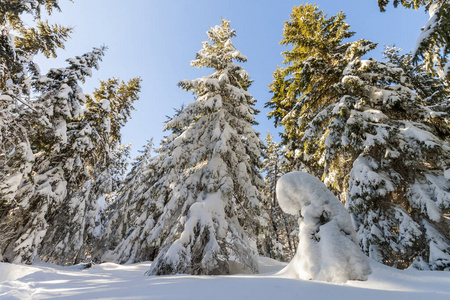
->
[266,4,376,180]
[34,93,113,265]
[336,48,450,270]
[0,47,106,264]
[96,139,157,264]
[378,0,450,79]
[0,1,142,264]
[0,0,70,207]
[268,4,450,270]
[0,1,106,264]
[38,78,140,265]
[141,19,265,275]
[261,132,298,261]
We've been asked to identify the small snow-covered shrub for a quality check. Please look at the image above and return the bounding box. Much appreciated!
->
[277,171,371,283]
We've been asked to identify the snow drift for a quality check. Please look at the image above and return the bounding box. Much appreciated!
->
[1,257,450,299]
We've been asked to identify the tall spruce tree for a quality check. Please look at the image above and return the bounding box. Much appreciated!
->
[0,0,101,264]
[0,44,106,264]
[38,78,140,265]
[267,4,376,183]
[339,48,450,270]
[0,0,71,206]
[268,4,450,270]
[137,19,266,275]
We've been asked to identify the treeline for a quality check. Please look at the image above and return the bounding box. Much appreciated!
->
[0,0,448,275]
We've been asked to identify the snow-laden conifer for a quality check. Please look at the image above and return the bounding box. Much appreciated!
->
[378,0,450,79]
[0,47,105,264]
[268,4,450,270]
[261,132,298,260]
[38,78,139,265]
[266,4,376,176]
[0,0,70,206]
[0,0,141,264]
[334,49,450,270]
[129,19,266,275]
[0,0,124,265]
[96,140,158,264]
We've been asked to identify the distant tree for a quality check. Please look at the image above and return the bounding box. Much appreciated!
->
[261,132,298,261]
[98,106,194,265]
[96,139,157,264]
[141,19,266,275]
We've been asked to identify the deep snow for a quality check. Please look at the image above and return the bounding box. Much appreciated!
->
[1,257,449,299]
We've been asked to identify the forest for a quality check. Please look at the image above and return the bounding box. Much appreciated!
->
[0,1,449,294]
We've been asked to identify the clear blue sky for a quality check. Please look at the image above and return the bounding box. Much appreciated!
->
[35,0,429,158]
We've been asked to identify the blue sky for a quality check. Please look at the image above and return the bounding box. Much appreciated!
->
[35,0,429,158]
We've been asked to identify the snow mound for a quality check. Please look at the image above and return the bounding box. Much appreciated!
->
[0,263,40,282]
[276,171,371,283]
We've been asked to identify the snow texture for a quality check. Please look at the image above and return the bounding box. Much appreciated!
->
[0,258,449,300]
[276,171,371,283]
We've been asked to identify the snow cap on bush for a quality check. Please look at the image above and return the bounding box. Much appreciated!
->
[277,171,371,283]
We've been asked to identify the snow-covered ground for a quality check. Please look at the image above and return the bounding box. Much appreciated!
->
[1,257,449,299]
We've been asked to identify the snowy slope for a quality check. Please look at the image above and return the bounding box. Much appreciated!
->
[0,257,449,300]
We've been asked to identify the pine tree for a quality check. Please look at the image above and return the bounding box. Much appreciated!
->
[266,4,376,176]
[132,19,266,275]
[268,4,450,270]
[260,132,298,261]
[0,0,71,205]
[0,47,106,264]
[378,0,450,79]
[0,1,142,264]
[38,78,140,265]
[0,0,110,264]
[96,139,157,264]
[338,48,450,270]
